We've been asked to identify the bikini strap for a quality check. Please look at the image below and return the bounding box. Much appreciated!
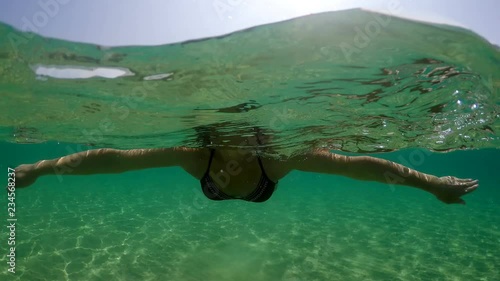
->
[257,156,273,179]
[254,128,270,176]
[206,149,216,171]
[256,156,265,170]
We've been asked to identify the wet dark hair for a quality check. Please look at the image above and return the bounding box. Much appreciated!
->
[191,122,273,152]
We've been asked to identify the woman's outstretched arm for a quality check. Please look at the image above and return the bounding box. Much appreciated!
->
[288,150,478,204]
[14,147,202,188]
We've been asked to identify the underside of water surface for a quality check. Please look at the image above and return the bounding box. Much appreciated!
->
[0,9,499,155]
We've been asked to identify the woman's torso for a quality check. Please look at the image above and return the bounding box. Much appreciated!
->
[182,148,291,198]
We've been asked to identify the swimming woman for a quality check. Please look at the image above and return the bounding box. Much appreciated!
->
[12,131,478,205]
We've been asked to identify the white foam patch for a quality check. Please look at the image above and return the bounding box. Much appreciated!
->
[32,64,135,79]
[143,73,173,81]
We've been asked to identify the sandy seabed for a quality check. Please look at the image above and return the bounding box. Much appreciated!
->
[1,167,498,281]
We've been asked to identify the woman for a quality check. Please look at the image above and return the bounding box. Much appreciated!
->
[13,131,478,204]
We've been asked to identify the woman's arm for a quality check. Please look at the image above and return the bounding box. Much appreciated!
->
[288,150,478,204]
[14,147,202,188]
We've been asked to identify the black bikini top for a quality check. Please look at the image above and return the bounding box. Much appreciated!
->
[200,149,277,202]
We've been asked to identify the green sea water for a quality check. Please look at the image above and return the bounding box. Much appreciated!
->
[1,143,499,281]
[0,9,499,281]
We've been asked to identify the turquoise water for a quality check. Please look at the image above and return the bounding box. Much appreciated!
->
[1,9,498,152]
[1,142,499,280]
[1,8,500,281]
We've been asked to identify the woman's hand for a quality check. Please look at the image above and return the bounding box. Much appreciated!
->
[431,176,479,204]
[11,164,40,189]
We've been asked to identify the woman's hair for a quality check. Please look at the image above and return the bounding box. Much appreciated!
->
[191,122,273,151]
